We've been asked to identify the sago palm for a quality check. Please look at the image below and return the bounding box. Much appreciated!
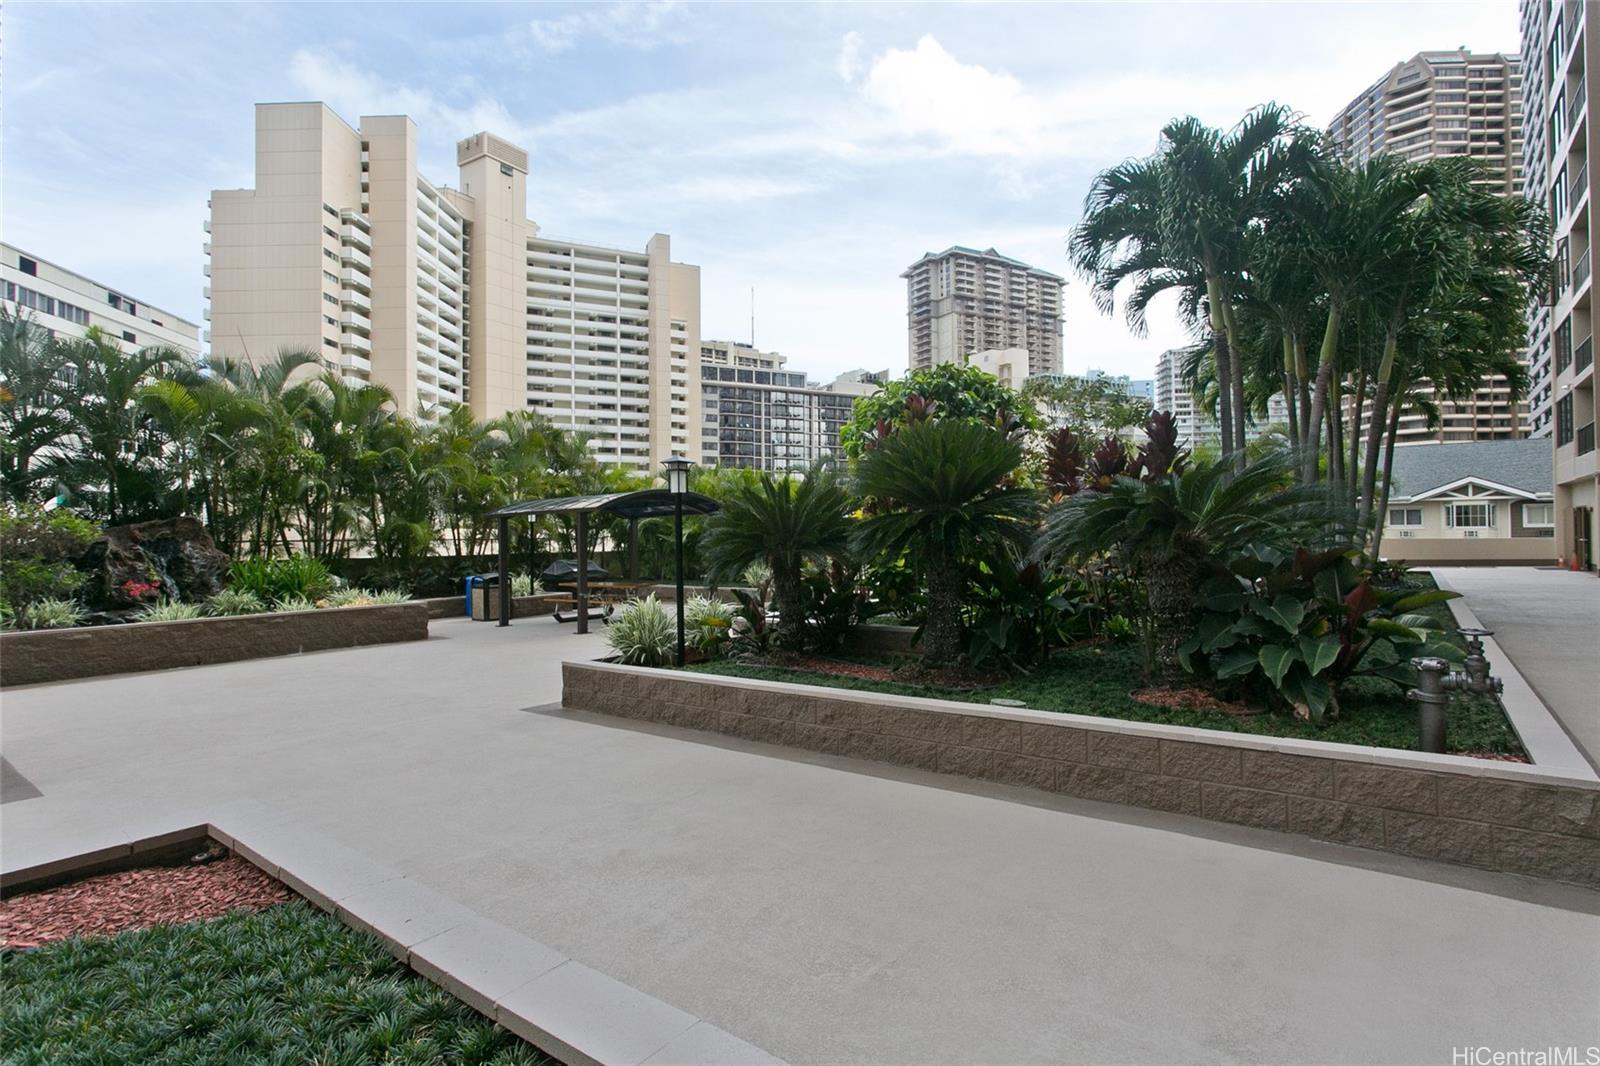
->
[852,420,1040,667]
[1034,451,1344,678]
[700,462,852,651]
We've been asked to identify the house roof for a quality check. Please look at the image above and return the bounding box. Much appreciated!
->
[1388,439,1552,501]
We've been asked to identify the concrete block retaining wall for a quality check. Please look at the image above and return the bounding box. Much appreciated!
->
[1,603,429,687]
[563,661,1600,888]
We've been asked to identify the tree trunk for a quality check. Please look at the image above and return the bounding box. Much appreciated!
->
[771,559,807,651]
[1145,548,1199,683]
[1294,335,1313,452]
[922,544,964,666]
[1207,278,1235,459]
[1370,401,1404,559]
[1358,331,1400,537]
[1281,334,1299,448]
[1304,309,1341,481]
[1346,369,1366,500]
[1328,369,1344,487]
[1223,302,1247,461]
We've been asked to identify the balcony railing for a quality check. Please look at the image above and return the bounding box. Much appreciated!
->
[1569,77,1588,134]
[1579,422,1597,455]
[1576,248,1592,290]
[1580,335,1595,373]
[1571,162,1589,211]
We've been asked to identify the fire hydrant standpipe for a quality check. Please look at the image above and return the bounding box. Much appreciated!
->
[1406,629,1505,754]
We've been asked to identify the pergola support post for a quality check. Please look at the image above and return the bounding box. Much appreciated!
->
[496,516,511,628]
[628,517,640,581]
[575,511,590,636]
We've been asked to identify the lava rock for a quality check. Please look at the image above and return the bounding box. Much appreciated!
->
[77,516,230,612]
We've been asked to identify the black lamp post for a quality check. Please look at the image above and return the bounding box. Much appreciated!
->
[661,455,693,667]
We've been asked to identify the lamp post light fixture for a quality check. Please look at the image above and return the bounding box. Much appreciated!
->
[661,455,693,667]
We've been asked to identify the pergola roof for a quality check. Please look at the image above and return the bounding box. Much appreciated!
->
[486,489,720,521]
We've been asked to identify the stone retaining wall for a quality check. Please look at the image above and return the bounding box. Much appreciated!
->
[1,603,429,687]
[563,661,1600,888]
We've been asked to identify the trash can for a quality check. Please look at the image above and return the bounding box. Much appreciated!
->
[466,573,500,620]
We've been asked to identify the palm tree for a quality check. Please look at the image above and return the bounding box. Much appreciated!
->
[1071,104,1307,461]
[0,308,72,504]
[700,462,852,650]
[1034,451,1344,678]
[56,329,191,524]
[853,420,1040,666]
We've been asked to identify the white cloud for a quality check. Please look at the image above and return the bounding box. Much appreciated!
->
[520,1,687,53]
[836,31,864,83]
[287,49,533,144]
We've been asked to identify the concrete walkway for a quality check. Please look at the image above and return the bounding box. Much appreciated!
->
[1435,567,1600,771]
[3,619,1598,1063]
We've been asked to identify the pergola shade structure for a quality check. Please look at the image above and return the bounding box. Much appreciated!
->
[485,490,720,632]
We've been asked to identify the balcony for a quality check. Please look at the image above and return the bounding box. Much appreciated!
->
[340,309,371,332]
[1568,78,1588,134]
[341,287,370,313]
[341,224,371,251]
[1580,422,1597,455]
[341,331,371,353]
[1571,161,1589,212]
[1577,248,1592,291]
[340,267,370,292]
[1580,335,1595,374]
[340,246,372,270]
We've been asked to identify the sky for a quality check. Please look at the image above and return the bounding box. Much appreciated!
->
[3,1,1521,383]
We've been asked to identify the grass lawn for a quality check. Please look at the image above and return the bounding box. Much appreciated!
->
[0,900,551,1066]
[689,639,1524,757]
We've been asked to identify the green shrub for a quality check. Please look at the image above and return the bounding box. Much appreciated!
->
[369,588,410,605]
[228,556,333,604]
[137,599,205,622]
[606,594,676,666]
[684,594,735,656]
[18,597,87,629]
[510,572,543,597]
[204,587,267,616]
[323,587,376,607]
[272,595,318,613]
[0,503,96,609]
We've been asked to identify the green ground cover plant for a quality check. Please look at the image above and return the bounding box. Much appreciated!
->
[0,900,549,1065]
[688,640,1522,756]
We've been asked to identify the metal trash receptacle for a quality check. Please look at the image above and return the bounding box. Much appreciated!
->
[466,573,500,620]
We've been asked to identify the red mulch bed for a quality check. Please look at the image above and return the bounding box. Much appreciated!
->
[0,852,290,950]
[1132,686,1259,716]
[790,656,900,682]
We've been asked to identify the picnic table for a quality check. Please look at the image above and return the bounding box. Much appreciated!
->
[547,580,655,623]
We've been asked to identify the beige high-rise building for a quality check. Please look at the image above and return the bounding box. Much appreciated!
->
[1519,0,1598,569]
[208,103,701,470]
[902,246,1063,375]
[1328,49,1529,443]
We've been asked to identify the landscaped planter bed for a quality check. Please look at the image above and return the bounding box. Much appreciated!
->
[563,658,1600,887]
[1,862,550,1064]
[0,602,429,687]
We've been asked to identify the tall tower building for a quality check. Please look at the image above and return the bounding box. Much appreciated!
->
[902,246,1064,375]
[1519,0,1598,568]
[208,103,700,470]
[1327,49,1529,442]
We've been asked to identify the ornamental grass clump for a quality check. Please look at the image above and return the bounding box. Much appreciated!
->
[683,594,735,657]
[205,588,267,616]
[606,594,676,666]
[15,597,86,630]
[136,599,205,622]
[272,595,318,614]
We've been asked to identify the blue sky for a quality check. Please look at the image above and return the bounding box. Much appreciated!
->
[4,1,1519,381]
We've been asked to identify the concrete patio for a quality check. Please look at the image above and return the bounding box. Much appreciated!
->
[3,617,1598,1063]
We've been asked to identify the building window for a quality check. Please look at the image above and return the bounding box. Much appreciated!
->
[1557,392,1574,445]
[1446,502,1494,528]
[18,256,37,276]
[1523,503,1554,527]
[1388,508,1423,527]
[122,330,137,344]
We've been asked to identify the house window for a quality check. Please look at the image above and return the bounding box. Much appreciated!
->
[1447,502,1494,528]
[1388,508,1423,527]
[1523,503,1554,527]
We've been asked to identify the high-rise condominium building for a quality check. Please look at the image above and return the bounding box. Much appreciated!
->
[902,247,1064,375]
[208,103,700,470]
[698,340,885,470]
[3,243,199,358]
[1520,0,1598,568]
[1328,49,1530,442]
[1153,349,1287,450]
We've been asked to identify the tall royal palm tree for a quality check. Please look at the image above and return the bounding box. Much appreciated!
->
[700,462,853,651]
[853,420,1039,667]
